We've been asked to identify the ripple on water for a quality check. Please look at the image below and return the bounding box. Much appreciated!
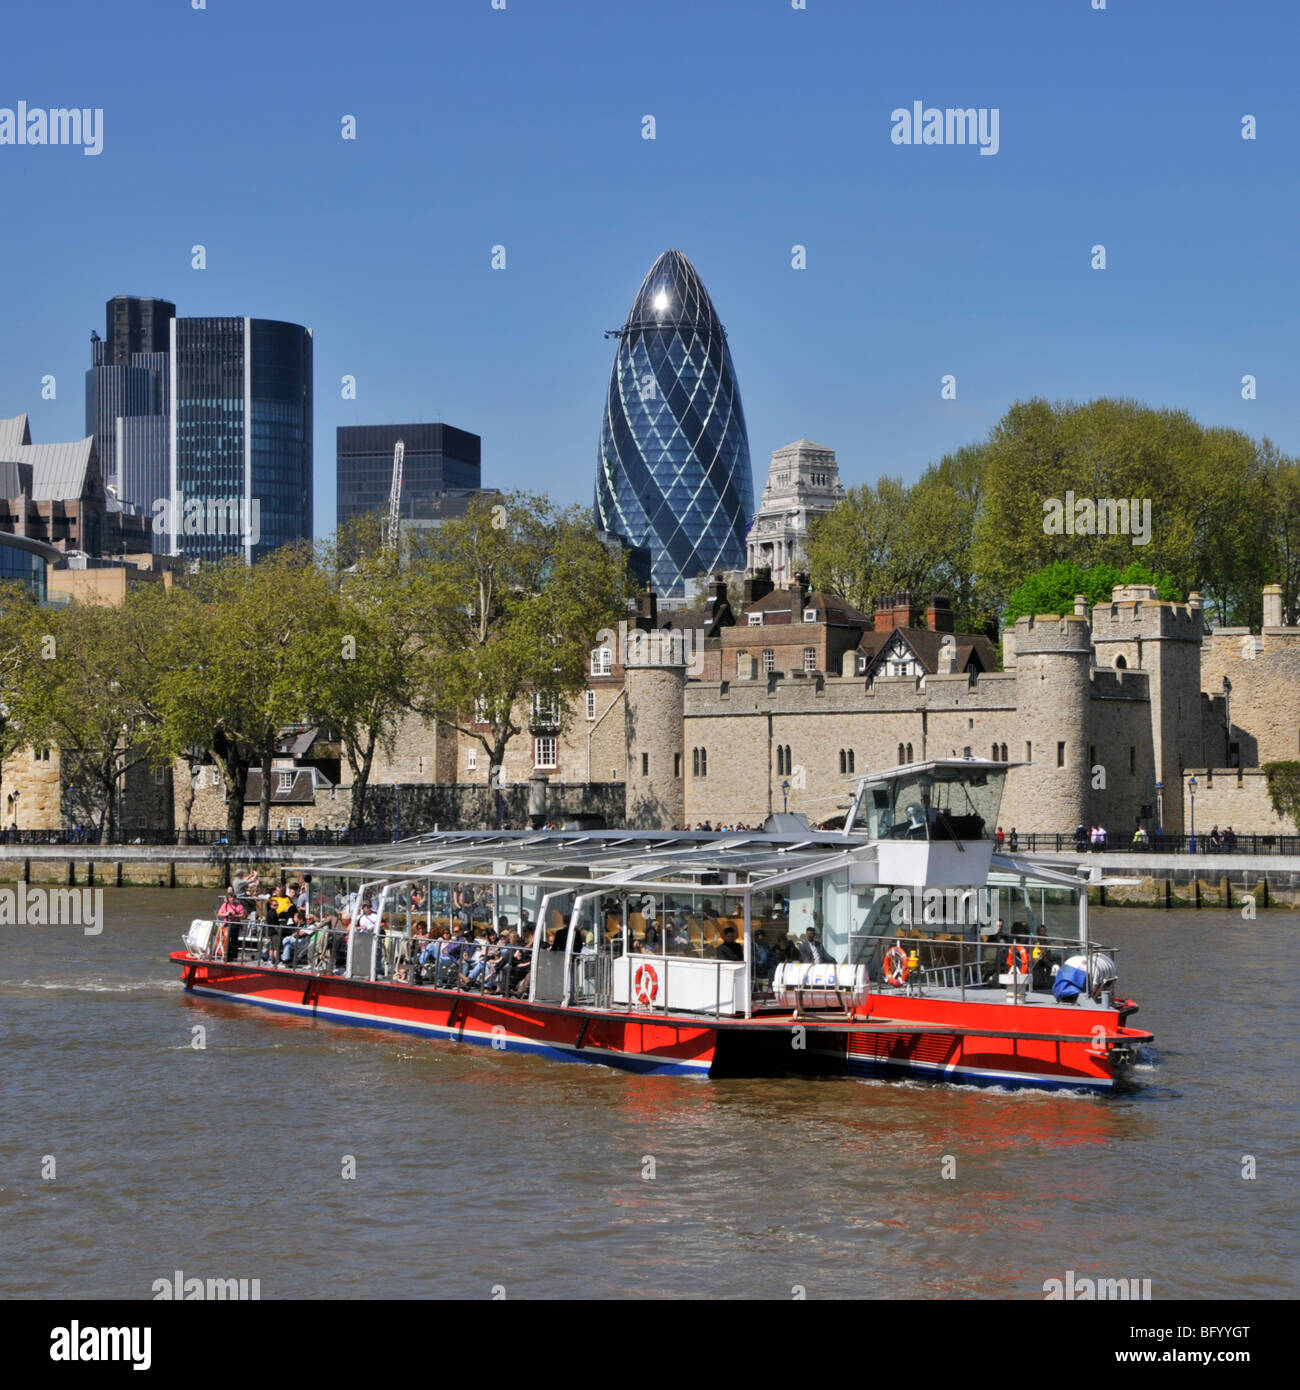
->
[0,895,1295,1299]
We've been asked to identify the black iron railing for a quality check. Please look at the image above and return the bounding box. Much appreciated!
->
[999,832,1300,857]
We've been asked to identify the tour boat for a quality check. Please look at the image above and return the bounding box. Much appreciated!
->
[170,759,1153,1092]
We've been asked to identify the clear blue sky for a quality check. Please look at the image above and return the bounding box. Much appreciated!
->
[3,0,1297,538]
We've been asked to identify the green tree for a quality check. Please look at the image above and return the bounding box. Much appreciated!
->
[1002,560,1182,625]
[407,492,630,779]
[166,547,337,844]
[0,583,49,828]
[1261,443,1300,625]
[971,397,1263,619]
[314,515,425,839]
[908,445,992,633]
[806,477,933,617]
[1262,762,1300,833]
[9,600,154,842]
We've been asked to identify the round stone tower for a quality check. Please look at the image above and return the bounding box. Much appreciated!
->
[1012,613,1093,831]
[623,637,687,830]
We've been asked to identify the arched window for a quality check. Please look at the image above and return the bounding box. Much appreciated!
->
[1000,743,1008,761]
[898,743,905,765]
[906,743,914,762]
[1115,654,1127,669]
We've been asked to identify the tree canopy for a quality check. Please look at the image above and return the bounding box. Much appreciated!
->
[805,396,1296,634]
[1002,561,1182,625]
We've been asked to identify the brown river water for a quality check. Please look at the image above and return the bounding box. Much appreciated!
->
[0,889,1295,1300]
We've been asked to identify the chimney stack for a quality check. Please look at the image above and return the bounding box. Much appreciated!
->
[635,583,658,632]
[874,591,918,633]
[926,594,954,633]
[742,566,774,609]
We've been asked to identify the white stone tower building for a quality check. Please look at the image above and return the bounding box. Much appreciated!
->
[745,439,845,586]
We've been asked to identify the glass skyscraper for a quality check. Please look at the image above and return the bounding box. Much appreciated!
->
[170,317,312,563]
[595,249,754,597]
[336,423,481,532]
[85,297,174,488]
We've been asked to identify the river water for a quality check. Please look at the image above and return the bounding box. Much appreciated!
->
[1,889,1295,1300]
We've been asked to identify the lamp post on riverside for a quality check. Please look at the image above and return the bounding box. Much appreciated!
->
[781,779,790,814]
[1155,780,1163,842]
[395,783,402,842]
[1188,775,1197,855]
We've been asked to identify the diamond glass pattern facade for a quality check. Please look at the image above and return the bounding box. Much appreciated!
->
[596,250,754,597]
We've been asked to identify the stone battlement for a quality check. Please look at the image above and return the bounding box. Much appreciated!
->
[1090,589,1205,642]
[1013,612,1092,656]
[684,668,1019,716]
[1089,666,1150,699]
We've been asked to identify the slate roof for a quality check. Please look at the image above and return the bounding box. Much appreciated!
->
[864,626,998,676]
[742,588,871,627]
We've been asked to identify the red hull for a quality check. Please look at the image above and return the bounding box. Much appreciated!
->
[171,954,1152,1091]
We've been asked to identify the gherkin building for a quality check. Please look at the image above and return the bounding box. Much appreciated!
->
[596,249,755,597]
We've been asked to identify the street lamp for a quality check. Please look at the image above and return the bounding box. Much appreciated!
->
[1187,775,1197,855]
[395,783,402,842]
[1155,780,1163,840]
[781,779,790,814]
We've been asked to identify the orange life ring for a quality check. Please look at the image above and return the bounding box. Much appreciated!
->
[1005,944,1030,974]
[634,963,659,1006]
[213,923,228,960]
[883,944,910,986]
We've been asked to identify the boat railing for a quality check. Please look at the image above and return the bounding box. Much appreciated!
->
[853,931,1119,1004]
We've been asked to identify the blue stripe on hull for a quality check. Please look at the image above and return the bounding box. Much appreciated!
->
[846,1055,1113,1093]
[185,983,710,1077]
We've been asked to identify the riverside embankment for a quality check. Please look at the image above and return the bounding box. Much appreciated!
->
[1021,850,1300,908]
[2,844,1300,907]
[0,844,347,891]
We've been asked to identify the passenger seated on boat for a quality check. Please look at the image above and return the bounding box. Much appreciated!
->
[419,928,451,974]
[483,930,519,992]
[495,930,532,996]
[667,912,691,954]
[798,928,830,965]
[715,925,744,962]
[751,929,774,979]
[308,914,341,970]
[281,913,320,967]
[463,931,501,987]
[641,922,662,953]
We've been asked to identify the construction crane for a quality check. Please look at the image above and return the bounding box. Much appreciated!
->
[385,438,405,550]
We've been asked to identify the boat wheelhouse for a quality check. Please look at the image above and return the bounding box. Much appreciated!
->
[172,758,1152,1090]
